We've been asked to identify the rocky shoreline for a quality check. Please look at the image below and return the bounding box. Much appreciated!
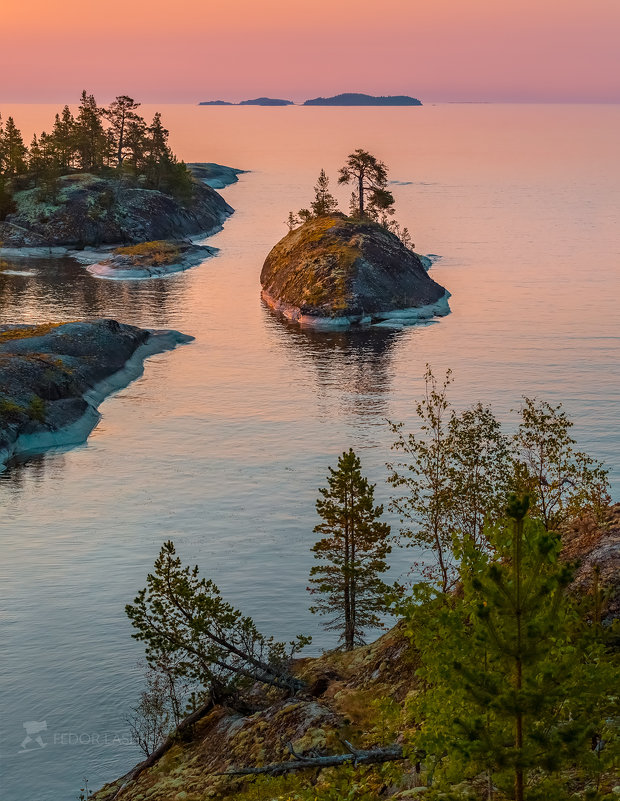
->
[0,163,243,278]
[0,319,193,469]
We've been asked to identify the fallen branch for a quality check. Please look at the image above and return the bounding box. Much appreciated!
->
[222,742,405,776]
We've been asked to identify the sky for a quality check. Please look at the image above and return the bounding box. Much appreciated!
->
[1,0,619,103]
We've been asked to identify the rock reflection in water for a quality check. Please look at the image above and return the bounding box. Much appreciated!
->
[262,303,410,422]
[0,255,184,328]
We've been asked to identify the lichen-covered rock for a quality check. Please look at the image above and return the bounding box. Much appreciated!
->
[260,214,449,326]
[0,319,192,467]
[2,172,233,248]
[86,241,216,279]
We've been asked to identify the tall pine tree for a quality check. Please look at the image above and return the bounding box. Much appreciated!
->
[308,449,392,650]
[407,496,619,800]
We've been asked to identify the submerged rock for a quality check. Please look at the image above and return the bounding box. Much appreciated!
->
[260,214,449,327]
[0,172,233,248]
[0,319,192,467]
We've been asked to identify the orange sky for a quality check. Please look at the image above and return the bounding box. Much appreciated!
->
[2,0,619,102]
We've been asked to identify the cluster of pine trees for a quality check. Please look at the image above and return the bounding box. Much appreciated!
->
[286,149,414,249]
[0,91,193,215]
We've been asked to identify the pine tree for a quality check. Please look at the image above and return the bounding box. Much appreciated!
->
[27,134,45,186]
[0,115,5,175]
[310,168,339,216]
[407,496,619,800]
[285,211,300,231]
[144,112,172,189]
[123,115,147,174]
[2,117,27,177]
[308,449,392,650]
[126,541,309,696]
[338,149,395,219]
[75,91,107,172]
[104,95,142,167]
[0,175,15,219]
[50,106,77,171]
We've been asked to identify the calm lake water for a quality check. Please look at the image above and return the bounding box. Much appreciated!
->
[0,104,618,801]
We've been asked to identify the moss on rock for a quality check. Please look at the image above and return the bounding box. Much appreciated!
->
[260,215,448,324]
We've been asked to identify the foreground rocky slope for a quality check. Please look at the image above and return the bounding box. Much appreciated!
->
[93,623,417,801]
[260,215,449,327]
[0,319,192,467]
[0,167,235,248]
[92,506,619,801]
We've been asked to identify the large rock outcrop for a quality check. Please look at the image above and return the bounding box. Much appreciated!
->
[0,319,192,467]
[260,214,449,327]
[0,171,233,248]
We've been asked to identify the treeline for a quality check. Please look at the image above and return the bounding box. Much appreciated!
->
[0,91,194,215]
[123,371,618,799]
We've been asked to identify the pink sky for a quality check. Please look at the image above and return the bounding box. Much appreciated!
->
[2,0,619,103]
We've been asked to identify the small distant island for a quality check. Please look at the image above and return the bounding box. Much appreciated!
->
[261,150,448,328]
[303,93,422,106]
[240,97,293,106]
[199,98,293,106]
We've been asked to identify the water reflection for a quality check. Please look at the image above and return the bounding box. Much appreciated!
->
[0,256,187,327]
[262,303,406,420]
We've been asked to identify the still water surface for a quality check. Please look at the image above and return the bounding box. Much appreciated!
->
[0,104,618,800]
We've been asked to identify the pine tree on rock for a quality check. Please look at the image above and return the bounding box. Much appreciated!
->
[308,449,392,650]
[2,117,27,177]
[104,95,142,167]
[75,90,107,172]
[126,541,309,697]
[310,168,339,216]
[338,148,395,219]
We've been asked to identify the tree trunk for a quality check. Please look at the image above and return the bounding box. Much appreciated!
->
[514,516,524,801]
[358,173,364,217]
[343,487,353,650]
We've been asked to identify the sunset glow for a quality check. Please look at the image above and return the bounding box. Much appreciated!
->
[2,0,619,103]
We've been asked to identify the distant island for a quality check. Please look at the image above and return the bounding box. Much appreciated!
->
[239,97,293,106]
[199,97,293,106]
[303,93,422,106]
[198,94,422,107]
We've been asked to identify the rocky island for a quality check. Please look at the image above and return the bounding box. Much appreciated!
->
[0,170,233,249]
[261,150,448,327]
[0,319,192,468]
[0,93,243,277]
[261,214,449,327]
